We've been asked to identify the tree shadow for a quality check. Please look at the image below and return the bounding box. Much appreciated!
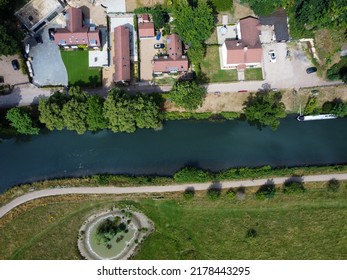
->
[245,228,258,238]
[255,179,276,199]
[235,186,246,200]
[326,178,340,192]
[283,176,305,194]
[207,181,222,199]
[183,186,195,200]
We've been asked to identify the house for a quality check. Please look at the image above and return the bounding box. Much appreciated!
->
[113,25,131,83]
[138,14,155,38]
[221,16,262,69]
[54,7,101,48]
[260,8,289,42]
[15,0,65,34]
[153,34,188,74]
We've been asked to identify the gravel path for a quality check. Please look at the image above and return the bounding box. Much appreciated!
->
[1,173,347,218]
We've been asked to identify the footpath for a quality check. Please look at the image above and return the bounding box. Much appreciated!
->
[1,173,347,218]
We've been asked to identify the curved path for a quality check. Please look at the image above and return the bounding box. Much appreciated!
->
[1,173,347,218]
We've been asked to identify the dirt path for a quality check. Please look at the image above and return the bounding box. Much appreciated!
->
[1,173,347,218]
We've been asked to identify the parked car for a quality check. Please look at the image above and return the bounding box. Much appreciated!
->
[11,59,19,70]
[35,35,43,44]
[154,43,165,49]
[48,28,55,41]
[306,67,317,74]
[268,50,276,63]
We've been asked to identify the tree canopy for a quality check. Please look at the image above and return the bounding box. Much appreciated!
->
[0,24,20,56]
[172,0,215,48]
[6,107,39,135]
[103,88,161,133]
[243,91,286,130]
[170,81,206,110]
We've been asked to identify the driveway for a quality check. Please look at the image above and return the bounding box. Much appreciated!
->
[263,42,331,89]
[0,55,29,86]
[139,38,163,81]
[1,173,347,218]
[28,24,68,86]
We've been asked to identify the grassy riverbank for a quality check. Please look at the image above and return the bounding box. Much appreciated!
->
[0,181,346,259]
[2,164,347,208]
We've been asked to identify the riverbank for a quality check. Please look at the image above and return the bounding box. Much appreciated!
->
[1,180,346,260]
[2,164,347,212]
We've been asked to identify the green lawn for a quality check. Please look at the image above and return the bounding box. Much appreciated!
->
[245,68,263,80]
[1,182,347,259]
[210,0,233,12]
[60,50,102,88]
[201,46,238,83]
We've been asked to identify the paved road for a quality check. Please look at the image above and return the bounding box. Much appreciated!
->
[1,173,347,218]
[1,79,343,108]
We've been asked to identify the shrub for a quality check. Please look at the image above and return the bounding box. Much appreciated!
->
[226,189,236,200]
[283,181,305,194]
[245,228,257,238]
[183,187,195,200]
[255,183,276,199]
[174,167,213,183]
[207,185,221,200]
[326,179,340,192]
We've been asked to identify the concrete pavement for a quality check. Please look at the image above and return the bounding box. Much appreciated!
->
[1,173,347,218]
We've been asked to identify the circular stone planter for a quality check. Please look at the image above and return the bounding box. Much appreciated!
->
[78,208,154,260]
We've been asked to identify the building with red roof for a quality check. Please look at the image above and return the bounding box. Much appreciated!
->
[113,25,131,83]
[153,34,188,74]
[54,7,100,48]
[221,16,262,69]
[138,14,155,38]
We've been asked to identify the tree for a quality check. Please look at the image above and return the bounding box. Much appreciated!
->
[103,88,137,133]
[331,102,347,117]
[38,92,70,131]
[170,81,206,110]
[61,98,88,134]
[133,95,161,129]
[61,87,88,134]
[86,95,108,131]
[6,107,39,135]
[243,91,286,130]
[0,24,19,56]
[172,0,215,48]
[150,4,170,30]
[241,0,282,16]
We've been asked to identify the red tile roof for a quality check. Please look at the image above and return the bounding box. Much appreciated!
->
[239,16,261,47]
[153,57,188,73]
[153,34,188,73]
[225,17,262,65]
[225,40,262,64]
[113,26,131,82]
[138,22,155,38]
[166,34,183,60]
[141,14,150,22]
[54,7,100,47]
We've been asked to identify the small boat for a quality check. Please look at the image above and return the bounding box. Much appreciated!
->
[297,104,337,121]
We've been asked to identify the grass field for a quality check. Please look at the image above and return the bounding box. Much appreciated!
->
[245,68,263,80]
[60,50,102,88]
[1,182,347,260]
[201,46,238,83]
[209,0,233,12]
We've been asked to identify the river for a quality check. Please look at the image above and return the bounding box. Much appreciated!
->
[1,117,347,192]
